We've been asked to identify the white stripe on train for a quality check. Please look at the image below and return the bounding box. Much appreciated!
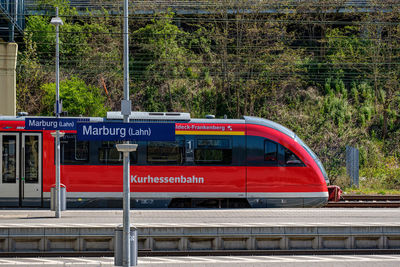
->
[42,192,328,198]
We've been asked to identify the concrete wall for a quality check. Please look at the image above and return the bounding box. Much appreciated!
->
[1,226,400,253]
[0,42,17,116]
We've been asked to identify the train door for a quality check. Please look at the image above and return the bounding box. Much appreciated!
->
[0,133,42,206]
[0,133,20,205]
[21,133,42,206]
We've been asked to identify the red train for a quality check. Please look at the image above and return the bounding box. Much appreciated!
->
[0,112,329,208]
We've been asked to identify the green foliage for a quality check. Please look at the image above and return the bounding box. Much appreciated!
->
[350,82,376,127]
[16,29,47,114]
[25,12,93,66]
[20,1,121,112]
[131,12,217,114]
[37,0,77,16]
[325,26,371,82]
[132,12,194,81]
[41,77,108,117]
[25,16,55,60]
[321,78,351,127]
[345,187,400,195]
[16,1,400,192]
[360,156,400,190]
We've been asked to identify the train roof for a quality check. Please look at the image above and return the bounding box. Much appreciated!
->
[0,112,295,139]
[107,111,191,121]
[243,116,296,139]
[0,115,103,122]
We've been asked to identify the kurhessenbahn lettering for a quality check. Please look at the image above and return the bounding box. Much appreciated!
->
[131,175,204,184]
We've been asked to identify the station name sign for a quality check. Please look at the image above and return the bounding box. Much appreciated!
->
[76,122,175,141]
[25,118,88,131]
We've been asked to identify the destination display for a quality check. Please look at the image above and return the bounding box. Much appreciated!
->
[175,123,245,135]
[25,118,89,131]
[76,122,175,141]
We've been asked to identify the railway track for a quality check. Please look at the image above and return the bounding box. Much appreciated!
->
[325,195,400,208]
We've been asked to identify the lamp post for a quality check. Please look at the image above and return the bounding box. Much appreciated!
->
[50,7,63,218]
[121,0,134,265]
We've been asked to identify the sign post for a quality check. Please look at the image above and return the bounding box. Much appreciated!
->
[116,143,138,266]
[25,117,90,216]
[121,0,132,265]
[76,121,174,267]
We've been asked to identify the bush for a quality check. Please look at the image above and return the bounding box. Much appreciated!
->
[41,76,108,117]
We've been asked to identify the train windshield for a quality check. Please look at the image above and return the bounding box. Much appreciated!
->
[294,135,329,185]
[294,136,317,160]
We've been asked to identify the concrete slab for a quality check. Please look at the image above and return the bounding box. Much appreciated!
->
[1,208,400,227]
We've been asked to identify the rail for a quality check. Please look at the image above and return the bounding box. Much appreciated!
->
[342,195,400,201]
[325,195,400,208]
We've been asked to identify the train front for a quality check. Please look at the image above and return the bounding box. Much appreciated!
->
[244,116,329,208]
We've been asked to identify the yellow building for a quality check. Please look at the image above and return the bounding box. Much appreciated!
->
[0,42,17,116]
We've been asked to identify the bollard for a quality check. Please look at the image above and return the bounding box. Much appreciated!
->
[114,225,138,266]
[50,184,66,211]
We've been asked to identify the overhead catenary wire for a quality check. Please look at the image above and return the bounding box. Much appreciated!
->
[6,0,400,87]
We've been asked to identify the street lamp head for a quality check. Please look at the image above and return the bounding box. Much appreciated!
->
[50,17,64,26]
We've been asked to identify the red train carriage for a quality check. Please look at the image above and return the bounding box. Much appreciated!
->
[0,112,328,208]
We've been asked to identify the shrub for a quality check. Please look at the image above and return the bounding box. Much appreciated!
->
[41,76,108,117]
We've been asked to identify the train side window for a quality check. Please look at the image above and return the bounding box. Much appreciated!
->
[283,146,304,166]
[60,134,89,164]
[264,140,278,164]
[147,140,185,165]
[194,138,232,165]
[98,141,137,165]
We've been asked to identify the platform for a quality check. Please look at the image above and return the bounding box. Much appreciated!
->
[2,208,400,225]
[0,209,400,254]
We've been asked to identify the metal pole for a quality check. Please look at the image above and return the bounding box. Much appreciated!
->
[123,150,130,267]
[122,0,131,266]
[55,7,61,219]
[123,0,130,103]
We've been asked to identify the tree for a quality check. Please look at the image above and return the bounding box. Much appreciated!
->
[131,12,207,113]
[360,0,400,138]
[41,76,108,116]
[17,0,122,114]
